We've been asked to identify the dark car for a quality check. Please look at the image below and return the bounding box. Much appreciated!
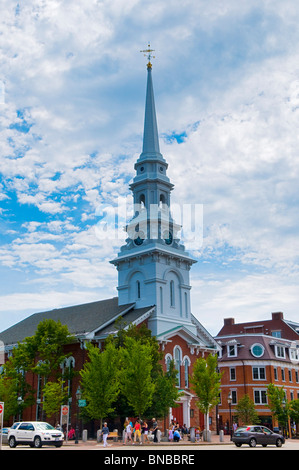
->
[232,425,285,448]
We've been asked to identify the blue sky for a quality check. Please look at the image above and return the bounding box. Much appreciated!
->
[1,0,299,335]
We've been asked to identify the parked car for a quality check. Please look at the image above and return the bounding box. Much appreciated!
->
[0,427,10,445]
[232,425,285,448]
[8,422,64,448]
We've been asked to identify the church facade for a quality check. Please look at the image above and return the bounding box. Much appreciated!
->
[0,53,219,432]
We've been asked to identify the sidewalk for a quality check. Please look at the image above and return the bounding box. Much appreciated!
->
[65,433,233,448]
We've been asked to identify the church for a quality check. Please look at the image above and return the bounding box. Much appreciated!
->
[0,49,219,432]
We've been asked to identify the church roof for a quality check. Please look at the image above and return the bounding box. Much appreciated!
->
[0,298,154,346]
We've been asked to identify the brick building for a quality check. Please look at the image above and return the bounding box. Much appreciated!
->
[0,52,219,435]
[215,312,299,431]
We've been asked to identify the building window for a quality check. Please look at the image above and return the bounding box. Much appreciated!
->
[281,368,285,381]
[231,390,237,405]
[165,354,172,372]
[174,347,181,387]
[160,287,163,314]
[275,345,286,359]
[289,348,299,362]
[252,367,266,380]
[185,292,188,316]
[254,390,267,405]
[274,367,278,381]
[272,330,281,338]
[289,369,293,382]
[170,280,175,307]
[251,343,265,358]
[184,358,190,388]
[227,344,237,357]
[230,367,236,381]
[136,280,141,299]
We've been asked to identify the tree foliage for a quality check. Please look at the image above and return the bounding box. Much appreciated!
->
[80,342,121,427]
[0,319,74,420]
[267,383,289,427]
[235,394,260,425]
[119,336,156,418]
[190,354,222,416]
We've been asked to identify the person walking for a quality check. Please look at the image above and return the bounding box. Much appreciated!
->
[124,420,132,445]
[133,419,142,445]
[142,421,149,443]
[102,422,110,447]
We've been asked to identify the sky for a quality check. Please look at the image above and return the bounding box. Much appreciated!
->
[1,0,299,336]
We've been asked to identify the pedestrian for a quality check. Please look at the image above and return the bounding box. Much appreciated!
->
[152,418,158,443]
[142,420,149,443]
[102,422,110,447]
[124,420,132,445]
[133,419,142,444]
[181,424,188,440]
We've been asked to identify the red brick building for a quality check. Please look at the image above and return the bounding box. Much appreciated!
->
[215,312,299,431]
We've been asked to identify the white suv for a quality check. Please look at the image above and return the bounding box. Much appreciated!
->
[8,422,64,448]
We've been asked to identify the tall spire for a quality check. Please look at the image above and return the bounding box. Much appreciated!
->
[139,45,162,160]
[142,64,160,156]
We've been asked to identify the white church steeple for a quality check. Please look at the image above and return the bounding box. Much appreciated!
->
[111,50,197,337]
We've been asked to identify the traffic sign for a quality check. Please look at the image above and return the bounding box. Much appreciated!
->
[61,405,69,416]
[0,402,3,415]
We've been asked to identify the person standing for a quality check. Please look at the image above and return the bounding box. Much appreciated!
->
[102,422,110,447]
[152,418,158,443]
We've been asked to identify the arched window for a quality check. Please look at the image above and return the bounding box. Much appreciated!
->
[159,194,166,208]
[174,347,181,387]
[184,357,190,388]
[165,354,172,372]
[136,280,141,299]
[160,286,163,314]
[170,280,175,307]
[185,292,188,316]
[139,194,145,208]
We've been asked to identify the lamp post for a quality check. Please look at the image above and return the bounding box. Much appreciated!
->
[227,392,232,441]
[75,386,82,444]
[17,396,23,421]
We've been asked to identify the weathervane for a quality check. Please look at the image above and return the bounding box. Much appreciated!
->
[140,43,155,68]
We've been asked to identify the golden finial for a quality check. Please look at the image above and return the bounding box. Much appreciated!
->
[140,43,155,68]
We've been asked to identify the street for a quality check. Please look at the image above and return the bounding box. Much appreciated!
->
[2,439,299,450]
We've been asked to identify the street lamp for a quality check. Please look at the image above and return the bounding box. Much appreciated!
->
[75,386,82,444]
[227,392,232,441]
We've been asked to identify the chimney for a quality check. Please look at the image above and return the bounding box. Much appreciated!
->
[224,318,235,327]
[272,312,284,321]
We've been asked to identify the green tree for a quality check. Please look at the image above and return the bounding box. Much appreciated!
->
[0,319,74,421]
[120,336,156,418]
[190,354,222,435]
[42,379,68,420]
[147,359,182,424]
[289,399,299,435]
[235,394,260,425]
[80,342,120,428]
[267,383,289,431]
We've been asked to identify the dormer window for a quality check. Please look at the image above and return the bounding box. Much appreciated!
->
[275,345,286,359]
[227,344,237,357]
